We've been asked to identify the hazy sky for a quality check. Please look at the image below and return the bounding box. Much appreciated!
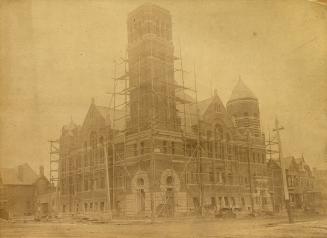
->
[1,0,326,176]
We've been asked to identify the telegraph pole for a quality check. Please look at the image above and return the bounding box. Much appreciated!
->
[273,118,294,223]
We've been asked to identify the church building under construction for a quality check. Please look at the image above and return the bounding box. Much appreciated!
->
[55,3,273,217]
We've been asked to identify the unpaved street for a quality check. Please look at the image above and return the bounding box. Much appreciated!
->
[1,216,327,238]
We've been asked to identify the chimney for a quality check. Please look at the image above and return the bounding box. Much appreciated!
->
[39,166,44,177]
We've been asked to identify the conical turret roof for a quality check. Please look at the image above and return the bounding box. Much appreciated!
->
[229,79,257,102]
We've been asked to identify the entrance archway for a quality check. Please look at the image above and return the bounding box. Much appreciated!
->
[159,170,181,217]
[137,178,145,213]
[165,176,174,217]
[132,171,149,216]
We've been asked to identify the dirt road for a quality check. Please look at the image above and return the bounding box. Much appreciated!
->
[1,215,327,238]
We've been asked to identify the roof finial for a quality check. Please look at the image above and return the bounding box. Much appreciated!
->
[214,88,218,96]
[91,97,95,105]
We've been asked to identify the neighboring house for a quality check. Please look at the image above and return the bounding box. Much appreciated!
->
[0,163,51,219]
[285,156,316,209]
[267,156,317,211]
[312,168,327,213]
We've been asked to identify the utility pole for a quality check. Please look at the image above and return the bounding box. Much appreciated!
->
[265,132,280,213]
[273,118,294,223]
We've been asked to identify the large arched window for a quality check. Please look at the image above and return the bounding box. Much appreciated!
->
[214,124,223,140]
[90,131,97,149]
[99,136,104,163]
[226,133,232,159]
[90,131,97,166]
[166,176,173,186]
[83,142,88,167]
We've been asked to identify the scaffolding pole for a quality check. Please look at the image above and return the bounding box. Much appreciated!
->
[49,139,60,214]
[104,140,112,220]
[193,64,204,216]
[246,132,255,215]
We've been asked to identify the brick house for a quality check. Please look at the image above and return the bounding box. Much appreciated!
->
[0,163,50,219]
[312,168,327,213]
[268,156,316,211]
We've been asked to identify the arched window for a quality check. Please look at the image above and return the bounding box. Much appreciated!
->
[215,103,221,113]
[89,132,97,166]
[214,124,223,140]
[163,141,167,153]
[90,131,97,149]
[99,136,104,163]
[166,176,173,186]
[137,178,144,186]
[83,142,88,167]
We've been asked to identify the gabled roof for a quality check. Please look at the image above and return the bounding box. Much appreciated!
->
[197,97,214,116]
[0,163,39,185]
[229,79,257,102]
[185,96,214,126]
[284,156,312,174]
[177,90,235,133]
[80,99,126,132]
[188,93,224,117]
[94,105,126,131]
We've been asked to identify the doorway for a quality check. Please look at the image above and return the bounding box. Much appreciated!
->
[136,177,146,214]
[137,189,145,213]
[165,176,175,217]
[166,188,175,217]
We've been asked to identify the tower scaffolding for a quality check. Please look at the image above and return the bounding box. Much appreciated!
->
[109,57,132,216]
[109,3,210,218]
[49,140,60,185]
[109,42,197,218]
[176,60,207,216]
[48,139,60,214]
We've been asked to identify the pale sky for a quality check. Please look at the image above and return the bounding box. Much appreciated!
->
[0,0,326,176]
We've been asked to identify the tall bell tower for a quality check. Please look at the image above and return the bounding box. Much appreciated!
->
[127,3,178,133]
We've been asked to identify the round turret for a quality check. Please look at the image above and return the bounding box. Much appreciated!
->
[226,79,261,137]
